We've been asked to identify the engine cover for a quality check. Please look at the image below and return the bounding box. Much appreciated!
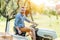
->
[37,28,57,39]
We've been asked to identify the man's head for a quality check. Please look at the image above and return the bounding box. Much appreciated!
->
[20,7,26,15]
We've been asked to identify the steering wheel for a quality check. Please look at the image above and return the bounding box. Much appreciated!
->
[30,24,38,28]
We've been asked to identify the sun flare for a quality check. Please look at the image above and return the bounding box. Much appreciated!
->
[31,0,56,8]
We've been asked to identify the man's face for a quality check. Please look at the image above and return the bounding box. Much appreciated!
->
[21,7,25,13]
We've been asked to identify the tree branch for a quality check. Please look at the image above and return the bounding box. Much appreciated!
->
[9,0,20,20]
[1,0,11,18]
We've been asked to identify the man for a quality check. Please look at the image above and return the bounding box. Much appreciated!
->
[14,7,36,40]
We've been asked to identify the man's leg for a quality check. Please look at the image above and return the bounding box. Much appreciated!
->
[14,27,19,35]
[20,27,36,40]
[30,28,36,40]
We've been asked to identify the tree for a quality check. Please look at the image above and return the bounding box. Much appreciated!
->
[1,0,20,20]
[1,0,20,32]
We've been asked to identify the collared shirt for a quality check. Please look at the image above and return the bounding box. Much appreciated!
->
[14,13,30,28]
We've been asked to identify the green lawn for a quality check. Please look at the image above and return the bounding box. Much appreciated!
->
[0,14,60,39]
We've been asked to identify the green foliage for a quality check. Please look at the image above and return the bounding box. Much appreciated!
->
[1,0,19,20]
[43,8,56,16]
[1,0,6,11]
[0,16,6,21]
[49,9,56,15]
[43,9,49,15]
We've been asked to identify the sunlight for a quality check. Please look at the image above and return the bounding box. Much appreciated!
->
[31,0,56,9]
[31,0,44,5]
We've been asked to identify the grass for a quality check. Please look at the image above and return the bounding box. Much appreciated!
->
[0,14,60,40]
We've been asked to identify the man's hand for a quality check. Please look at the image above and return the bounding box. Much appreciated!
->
[18,30,22,34]
[16,27,22,34]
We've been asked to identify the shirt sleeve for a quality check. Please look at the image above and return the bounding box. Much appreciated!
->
[24,16,31,23]
[15,15,20,27]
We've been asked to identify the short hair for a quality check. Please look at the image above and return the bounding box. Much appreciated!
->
[21,7,26,11]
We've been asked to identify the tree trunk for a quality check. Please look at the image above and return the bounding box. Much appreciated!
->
[5,16,10,33]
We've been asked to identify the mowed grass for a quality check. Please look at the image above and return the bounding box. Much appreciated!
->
[0,14,60,39]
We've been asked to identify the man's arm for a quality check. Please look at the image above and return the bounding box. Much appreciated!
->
[24,16,31,23]
[24,16,37,24]
[15,15,20,26]
[15,15,22,34]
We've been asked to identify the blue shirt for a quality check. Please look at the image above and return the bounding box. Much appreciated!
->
[14,13,30,28]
